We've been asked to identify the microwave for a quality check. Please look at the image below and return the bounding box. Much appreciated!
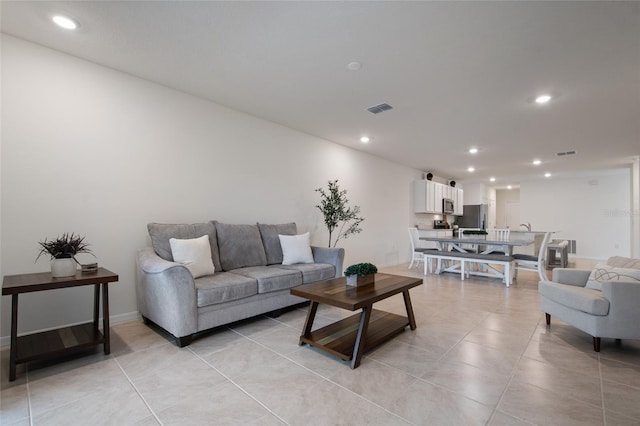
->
[442,198,455,214]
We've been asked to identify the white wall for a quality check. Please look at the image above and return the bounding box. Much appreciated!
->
[519,171,631,259]
[0,36,417,338]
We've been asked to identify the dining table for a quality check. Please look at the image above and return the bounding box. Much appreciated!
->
[419,235,535,281]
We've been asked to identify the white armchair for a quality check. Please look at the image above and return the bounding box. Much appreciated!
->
[539,256,640,351]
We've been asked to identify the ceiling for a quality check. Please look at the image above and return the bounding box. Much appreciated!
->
[2,1,639,186]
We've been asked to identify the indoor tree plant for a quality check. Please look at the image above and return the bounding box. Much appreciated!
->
[315,180,364,247]
[36,232,94,277]
[344,262,378,287]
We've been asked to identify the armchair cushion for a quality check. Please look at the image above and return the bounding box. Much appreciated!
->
[148,222,222,271]
[257,222,297,265]
[215,222,267,271]
[539,281,610,316]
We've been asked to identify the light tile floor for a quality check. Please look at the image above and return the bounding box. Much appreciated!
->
[2,260,639,425]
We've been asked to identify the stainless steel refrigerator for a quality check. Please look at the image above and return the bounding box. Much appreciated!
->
[459,204,488,229]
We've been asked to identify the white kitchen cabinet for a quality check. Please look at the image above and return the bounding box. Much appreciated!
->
[413,180,463,214]
[413,180,440,213]
[433,182,443,213]
[454,188,464,216]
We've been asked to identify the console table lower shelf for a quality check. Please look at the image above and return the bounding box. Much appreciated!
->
[14,323,106,364]
[299,308,410,362]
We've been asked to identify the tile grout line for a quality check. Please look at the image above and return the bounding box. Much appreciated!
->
[599,353,607,426]
[223,326,415,425]
[26,367,34,426]
[113,357,164,426]
[186,344,292,426]
[485,314,544,426]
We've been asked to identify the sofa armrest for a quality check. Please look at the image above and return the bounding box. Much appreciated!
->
[135,247,198,337]
[550,268,591,287]
[312,246,345,278]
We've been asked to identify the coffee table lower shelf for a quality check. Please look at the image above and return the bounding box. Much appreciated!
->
[299,309,409,362]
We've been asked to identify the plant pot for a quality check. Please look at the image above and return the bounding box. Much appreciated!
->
[346,274,375,287]
[51,258,77,278]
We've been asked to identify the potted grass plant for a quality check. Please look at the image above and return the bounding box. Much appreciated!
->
[344,262,378,287]
[36,233,94,277]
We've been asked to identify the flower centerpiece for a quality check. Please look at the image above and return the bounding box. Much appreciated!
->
[344,262,378,287]
[36,233,94,277]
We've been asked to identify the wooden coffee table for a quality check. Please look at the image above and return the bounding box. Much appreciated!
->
[290,273,422,369]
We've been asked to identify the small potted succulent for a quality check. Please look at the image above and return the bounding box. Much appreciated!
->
[344,262,378,287]
[36,233,94,277]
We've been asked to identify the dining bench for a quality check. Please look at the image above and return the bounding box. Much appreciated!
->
[423,251,515,286]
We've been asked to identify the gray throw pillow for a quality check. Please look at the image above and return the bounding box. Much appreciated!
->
[214,222,267,271]
[147,222,222,271]
[257,223,297,265]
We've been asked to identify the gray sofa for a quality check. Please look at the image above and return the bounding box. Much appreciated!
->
[136,221,344,346]
[539,256,640,351]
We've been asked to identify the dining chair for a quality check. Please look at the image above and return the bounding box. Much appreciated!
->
[486,228,510,255]
[513,231,552,282]
[408,228,438,271]
[488,228,510,241]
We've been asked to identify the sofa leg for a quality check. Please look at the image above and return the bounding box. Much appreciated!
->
[545,313,551,325]
[593,337,601,352]
[141,315,151,325]
[615,338,622,346]
[176,335,193,347]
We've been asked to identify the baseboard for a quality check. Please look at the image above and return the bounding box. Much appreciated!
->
[0,311,140,350]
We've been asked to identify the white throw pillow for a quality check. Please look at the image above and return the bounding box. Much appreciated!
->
[586,263,640,291]
[169,235,215,278]
[279,232,314,265]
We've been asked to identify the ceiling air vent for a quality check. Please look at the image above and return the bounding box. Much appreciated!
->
[556,150,577,157]
[367,103,393,114]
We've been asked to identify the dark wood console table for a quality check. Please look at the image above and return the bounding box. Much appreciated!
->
[2,268,119,381]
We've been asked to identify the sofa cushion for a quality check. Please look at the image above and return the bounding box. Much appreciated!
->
[278,263,336,284]
[257,222,297,265]
[148,222,222,271]
[169,235,216,278]
[539,281,610,316]
[586,263,640,291]
[279,232,315,265]
[215,222,267,271]
[229,266,302,294]
[194,272,257,307]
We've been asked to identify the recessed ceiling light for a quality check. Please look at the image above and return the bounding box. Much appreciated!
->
[467,167,475,172]
[532,159,541,165]
[507,185,513,190]
[544,172,552,178]
[347,62,362,71]
[469,148,478,154]
[52,15,78,30]
[360,136,370,143]
[535,94,552,104]
[489,177,496,182]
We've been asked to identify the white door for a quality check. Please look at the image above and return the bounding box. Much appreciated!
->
[505,202,520,230]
